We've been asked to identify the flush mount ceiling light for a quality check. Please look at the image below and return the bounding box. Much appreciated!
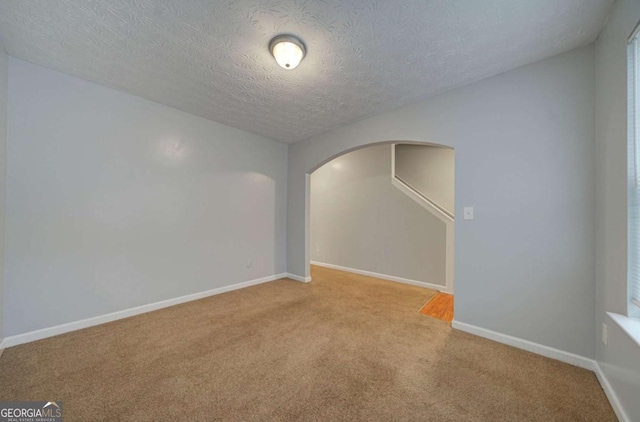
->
[269,34,306,70]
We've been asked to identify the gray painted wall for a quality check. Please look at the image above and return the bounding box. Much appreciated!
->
[288,46,596,358]
[0,43,7,341]
[4,58,288,337]
[595,0,640,419]
[311,144,446,286]
[395,144,455,215]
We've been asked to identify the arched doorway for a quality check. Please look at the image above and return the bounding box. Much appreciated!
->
[300,140,454,294]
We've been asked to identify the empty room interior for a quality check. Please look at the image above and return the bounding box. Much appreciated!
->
[0,0,639,421]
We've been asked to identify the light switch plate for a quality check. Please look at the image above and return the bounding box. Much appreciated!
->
[602,323,608,346]
[463,207,474,220]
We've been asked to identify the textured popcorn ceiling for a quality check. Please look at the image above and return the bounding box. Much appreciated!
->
[0,0,613,143]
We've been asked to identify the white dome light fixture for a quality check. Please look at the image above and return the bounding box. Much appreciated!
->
[269,34,306,70]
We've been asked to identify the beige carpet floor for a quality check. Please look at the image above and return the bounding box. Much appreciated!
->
[0,266,615,421]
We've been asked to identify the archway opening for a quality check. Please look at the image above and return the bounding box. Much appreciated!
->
[305,140,455,321]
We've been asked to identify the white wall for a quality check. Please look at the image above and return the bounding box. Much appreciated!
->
[595,0,640,419]
[288,46,596,358]
[4,58,288,337]
[311,144,446,286]
[0,43,7,341]
[394,144,455,215]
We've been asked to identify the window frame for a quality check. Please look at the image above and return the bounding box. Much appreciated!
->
[627,21,640,317]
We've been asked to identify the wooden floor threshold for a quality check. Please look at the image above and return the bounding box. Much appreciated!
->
[419,292,454,322]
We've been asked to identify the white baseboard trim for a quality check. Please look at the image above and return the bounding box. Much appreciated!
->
[594,362,630,422]
[286,273,312,283]
[0,273,288,349]
[311,261,448,292]
[452,320,630,419]
[451,320,595,370]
